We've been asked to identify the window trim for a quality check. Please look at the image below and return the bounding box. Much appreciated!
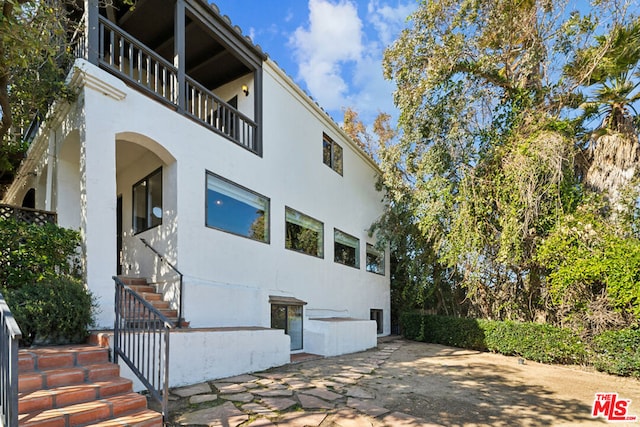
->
[334,228,360,269]
[132,167,163,235]
[322,133,343,176]
[366,243,385,275]
[205,170,271,244]
[285,206,324,258]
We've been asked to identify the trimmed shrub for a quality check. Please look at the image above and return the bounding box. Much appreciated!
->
[592,328,640,378]
[0,219,81,290]
[401,313,586,365]
[4,276,96,347]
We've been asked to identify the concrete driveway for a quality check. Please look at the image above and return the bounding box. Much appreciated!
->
[168,338,640,426]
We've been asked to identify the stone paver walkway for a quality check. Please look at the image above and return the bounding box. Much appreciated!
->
[170,339,435,426]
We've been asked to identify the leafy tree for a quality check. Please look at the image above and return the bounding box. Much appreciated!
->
[0,0,77,193]
[379,0,639,325]
[565,17,640,209]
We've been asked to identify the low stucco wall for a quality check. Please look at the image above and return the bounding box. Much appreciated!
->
[305,318,377,357]
[110,327,290,390]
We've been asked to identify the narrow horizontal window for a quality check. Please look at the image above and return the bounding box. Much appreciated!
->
[206,172,270,243]
[133,167,162,234]
[334,229,359,268]
[285,207,323,258]
[366,243,385,275]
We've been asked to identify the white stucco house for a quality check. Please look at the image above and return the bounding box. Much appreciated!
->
[2,0,389,383]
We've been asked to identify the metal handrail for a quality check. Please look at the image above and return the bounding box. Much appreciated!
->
[113,276,171,422]
[1,292,22,427]
[139,238,184,328]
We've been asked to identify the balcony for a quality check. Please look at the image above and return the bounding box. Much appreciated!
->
[73,0,264,155]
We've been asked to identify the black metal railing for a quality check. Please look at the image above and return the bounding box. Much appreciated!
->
[113,276,171,422]
[1,292,22,427]
[0,204,57,226]
[185,76,258,152]
[98,17,177,105]
[139,238,184,328]
[94,16,258,154]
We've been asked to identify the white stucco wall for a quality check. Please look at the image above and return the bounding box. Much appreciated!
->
[112,328,290,390]
[11,58,390,354]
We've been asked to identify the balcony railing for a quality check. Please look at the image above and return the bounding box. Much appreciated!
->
[99,17,177,105]
[0,204,57,226]
[185,76,257,152]
[1,292,22,427]
[92,16,258,154]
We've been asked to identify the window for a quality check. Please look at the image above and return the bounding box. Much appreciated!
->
[370,309,383,334]
[133,168,162,234]
[334,229,359,268]
[285,207,323,258]
[366,243,385,275]
[322,133,343,175]
[206,172,269,243]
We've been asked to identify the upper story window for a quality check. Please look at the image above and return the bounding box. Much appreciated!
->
[133,168,162,234]
[334,229,360,268]
[366,243,385,275]
[323,133,343,175]
[206,172,270,243]
[285,207,324,258]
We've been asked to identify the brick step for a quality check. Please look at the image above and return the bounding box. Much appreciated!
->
[18,392,148,427]
[19,346,109,373]
[150,300,169,310]
[128,285,156,294]
[118,277,149,287]
[159,309,178,318]
[82,409,163,427]
[19,377,133,414]
[19,363,120,392]
[139,292,161,302]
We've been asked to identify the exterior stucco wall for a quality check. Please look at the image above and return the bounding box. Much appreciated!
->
[18,58,389,351]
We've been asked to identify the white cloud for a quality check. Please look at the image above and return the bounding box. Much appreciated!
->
[366,0,415,47]
[290,0,363,110]
[289,0,415,123]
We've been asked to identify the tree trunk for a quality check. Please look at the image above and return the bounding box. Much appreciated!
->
[586,132,640,208]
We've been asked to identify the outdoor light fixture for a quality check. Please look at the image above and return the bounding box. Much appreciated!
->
[242,84,249,96]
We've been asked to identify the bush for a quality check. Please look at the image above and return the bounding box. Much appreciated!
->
[592,328,640,378]
[401,313,586,365]
[0,219,81,289]
[0,218,92,347]
[4,276,96,347]
[481,320,586,364]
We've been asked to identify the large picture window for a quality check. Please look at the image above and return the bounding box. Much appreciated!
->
[206,172,270,243]
[285,207,323,258]
[334,229,359,268]
[133,168,162,234]
[366,243,385,275]
[322,133,343,175]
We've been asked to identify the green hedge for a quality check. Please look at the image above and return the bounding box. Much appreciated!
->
[401,313,640,377]
[4,276,96,347]
[591,328,640,378]
[1,218,94,347]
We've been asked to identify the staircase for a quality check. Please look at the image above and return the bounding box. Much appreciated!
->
[118,277,181,326]
[18,345,163,426]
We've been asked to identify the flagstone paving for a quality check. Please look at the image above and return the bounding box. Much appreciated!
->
[171,338,430,426]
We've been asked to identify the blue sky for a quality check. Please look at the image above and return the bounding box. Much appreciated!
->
[212,0,417,126]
